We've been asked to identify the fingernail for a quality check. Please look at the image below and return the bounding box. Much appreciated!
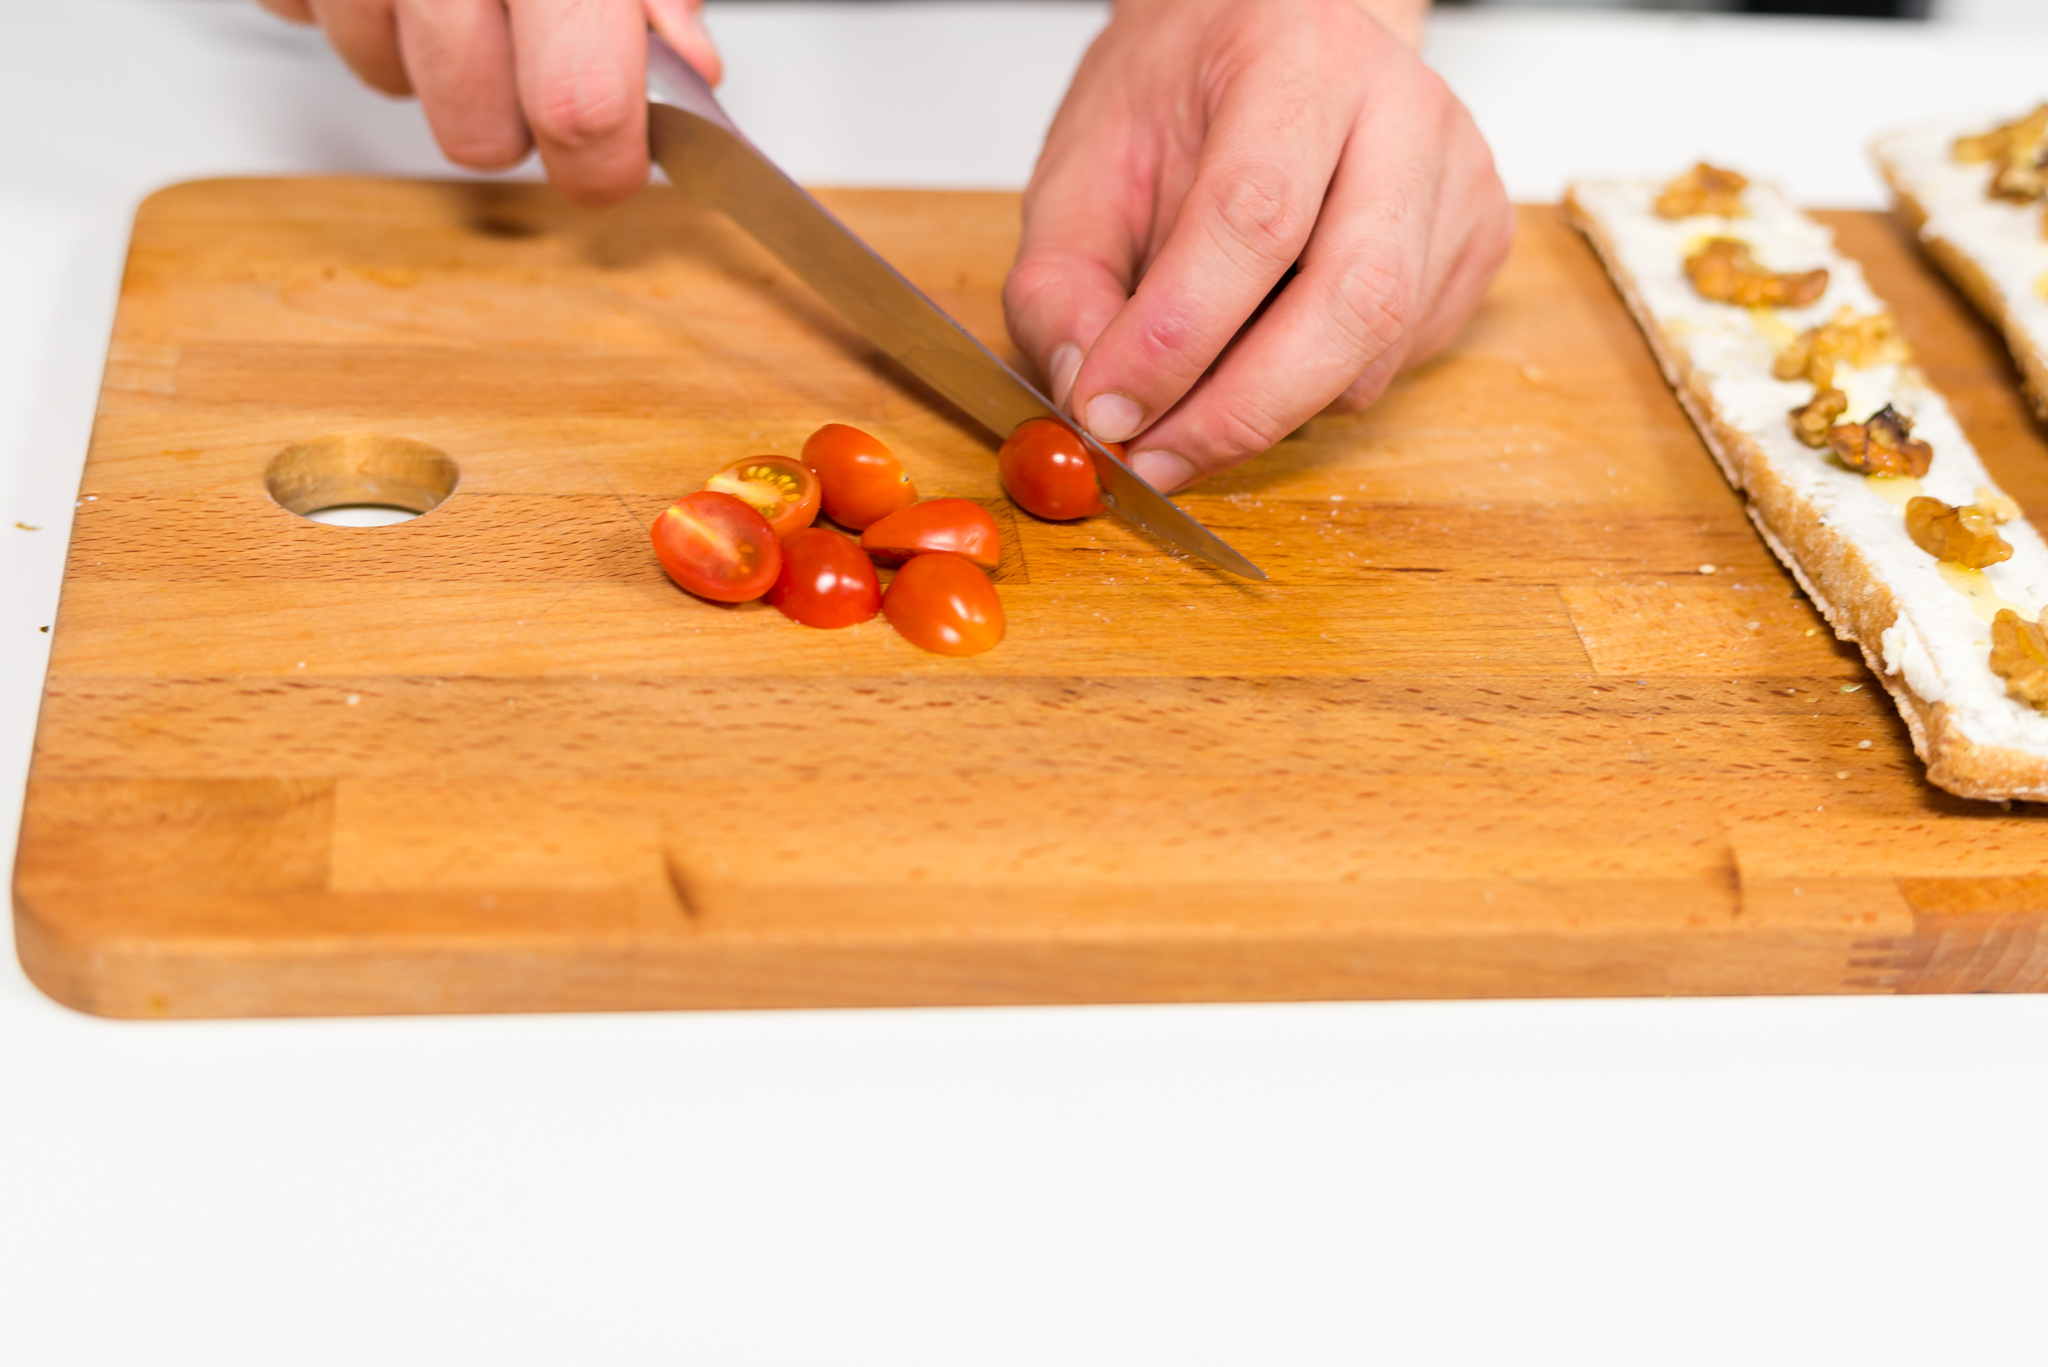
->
[1083,392,1144,445]
[1128,448,1194,494]
[1048,344,1082,408]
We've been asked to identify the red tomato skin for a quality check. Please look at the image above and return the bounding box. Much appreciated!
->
[882,552,1005,657]
[650,490,783,603]
[767,527,882,628]
[859,498,1002,571]
[998,418,1113,521]
[800,423,918,529]
[701,455,821,542]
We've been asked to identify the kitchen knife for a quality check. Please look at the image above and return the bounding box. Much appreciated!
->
[644,34,1267,581]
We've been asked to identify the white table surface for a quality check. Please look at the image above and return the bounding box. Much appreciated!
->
[6,4,2048,1362]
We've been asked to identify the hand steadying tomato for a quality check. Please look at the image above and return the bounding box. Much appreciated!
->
[860,498,1001,571]
[701,455,820,541]
[650,490,782,603]
[768,527,881,628]
[800,423,918,529]
[883,552,1005,657]
[998,418,1117,521]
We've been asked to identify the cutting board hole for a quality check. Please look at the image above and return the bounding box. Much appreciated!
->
[265,434,459,526]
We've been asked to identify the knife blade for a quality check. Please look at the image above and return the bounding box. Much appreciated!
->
[643,35,1267,581]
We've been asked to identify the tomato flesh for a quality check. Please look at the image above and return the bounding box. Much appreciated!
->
[650,490,783,603]
[998,418,1113,521]
[860,498,1001,571]
[701,455,821,541]
[767,527,882,628]
[800,423,918,529]
[882,552,1005,656]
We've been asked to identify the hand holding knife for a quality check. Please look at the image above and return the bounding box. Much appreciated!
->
[643,33,1268,582]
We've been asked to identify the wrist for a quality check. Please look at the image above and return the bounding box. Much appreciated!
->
[1109,0,1430,52]
[1349,0,1428,50]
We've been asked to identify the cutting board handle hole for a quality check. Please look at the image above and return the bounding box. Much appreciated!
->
[265,434,459,527]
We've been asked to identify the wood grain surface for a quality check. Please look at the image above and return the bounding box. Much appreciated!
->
[16,178,2048,1018]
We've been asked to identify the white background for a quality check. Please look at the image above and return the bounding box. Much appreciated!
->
[5,4,2048,1362]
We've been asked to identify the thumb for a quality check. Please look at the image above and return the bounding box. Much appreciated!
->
[646,0,722,85]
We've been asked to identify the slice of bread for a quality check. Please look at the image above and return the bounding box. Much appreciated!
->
[1873,114,2048,423]
[1566,176,2048,801]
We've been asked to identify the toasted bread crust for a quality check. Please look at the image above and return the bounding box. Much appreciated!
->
[1564,188,2048,801]
[1878,167,2048,425]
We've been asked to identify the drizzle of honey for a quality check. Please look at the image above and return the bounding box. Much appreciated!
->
[1864,473,1923,507]
[1938,562,2030,623]
[1748,305,1796,349]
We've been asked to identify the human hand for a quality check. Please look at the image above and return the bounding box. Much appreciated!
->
[253,0,722,206]
[1002,0,1512,493]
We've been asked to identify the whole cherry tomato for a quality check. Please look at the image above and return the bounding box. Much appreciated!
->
[882,552,1005,657]
[860,498,1001,571]
[800,423,918,529]
[701,455,821,541]
[998,418,1117,521]
[767,527,882,628]
[650,490,783,603]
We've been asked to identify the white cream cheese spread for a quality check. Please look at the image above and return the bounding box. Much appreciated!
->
[1571,177,2048,760]
[1875,117,2048,360]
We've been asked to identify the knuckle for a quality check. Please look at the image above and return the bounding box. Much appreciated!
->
[1001,254,1065,322]
[1207,163,1306,269]
[1207,392,1295,459]
[1134,307,1199,370]
[1332,362,1397,413]
[1001,249,1123,349]
[530,75,635,150]
[1327,250,1414,360]
[1408,64,1455,112]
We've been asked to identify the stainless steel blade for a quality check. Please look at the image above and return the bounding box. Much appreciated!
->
[644,35,1266,581]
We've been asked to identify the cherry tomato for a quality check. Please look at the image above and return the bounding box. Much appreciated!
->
[701,455,821,541]
[800,423,918,529]
[767,527,882,628]
[998,418,1117,521]
[860,498,1001,571]
[883,552,1005,657]
[650,490,782,603]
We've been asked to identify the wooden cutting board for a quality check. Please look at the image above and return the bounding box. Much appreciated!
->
[16,178,2048,1018]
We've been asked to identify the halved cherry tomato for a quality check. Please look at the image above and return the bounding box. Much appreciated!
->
[800,423,918,529]
[883,551,1005,657]
[998,418,1116,521]
[701,455,821,541]
[860,498,1001,571]
[767,527,881,628]
[650,490,782,603]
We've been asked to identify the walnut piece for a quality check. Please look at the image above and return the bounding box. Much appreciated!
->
[1905,495,2013,569]
[1683,238,1829,308]
[1789,387,1848,448]
[1655,164,1750,219]
[1827,404,1933,478]
[1991,609,2048,710]
[1953,106,2045,163]
[1771,307,1907,388]
[1954,105,2048,205]
[1995,158,2048,204]
[1974,486,2024,524]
